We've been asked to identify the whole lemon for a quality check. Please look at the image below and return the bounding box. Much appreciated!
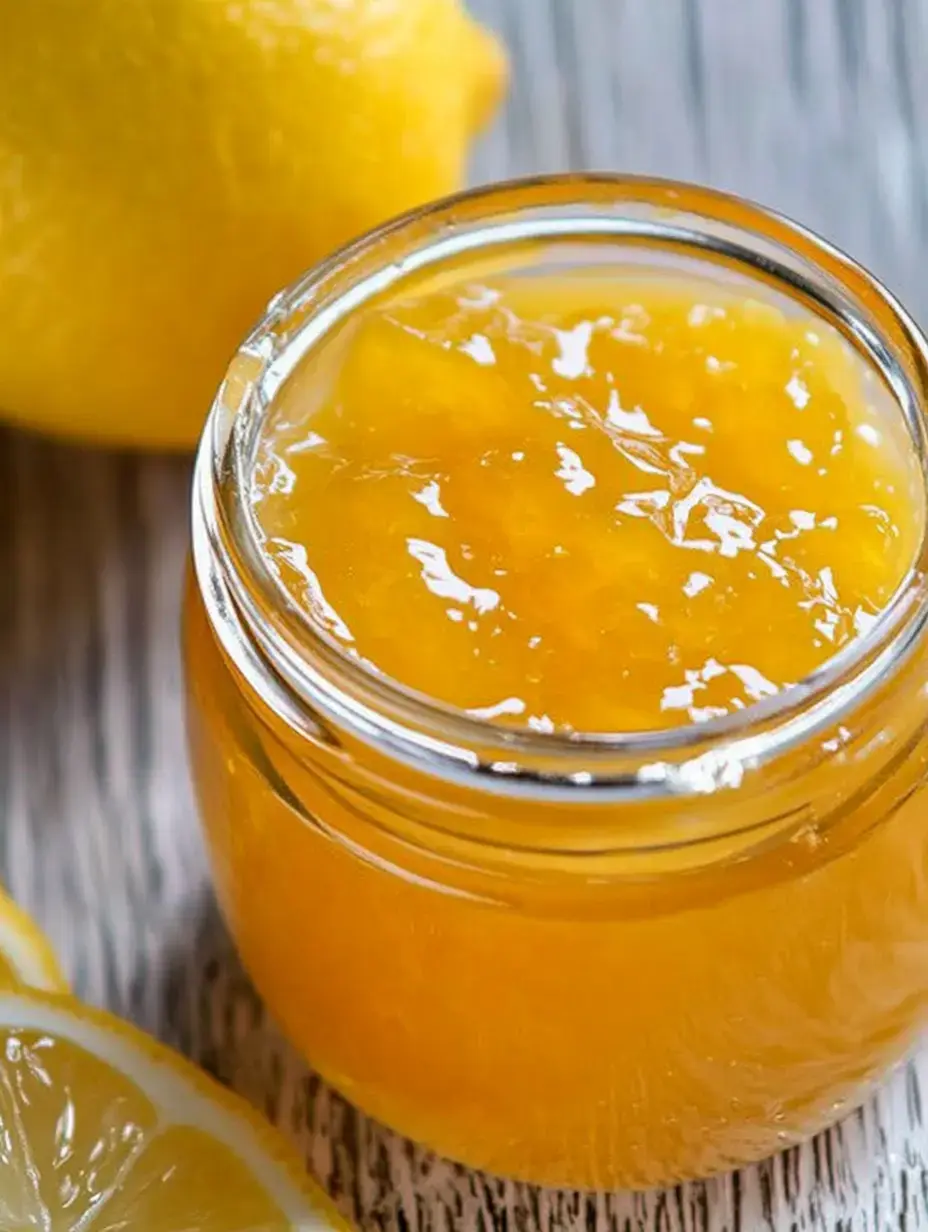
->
[0,1,505,449]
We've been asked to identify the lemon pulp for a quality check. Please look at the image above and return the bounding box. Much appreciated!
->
[0,992,343,1230]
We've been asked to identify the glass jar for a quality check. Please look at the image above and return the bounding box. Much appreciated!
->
[184,176,928,1191]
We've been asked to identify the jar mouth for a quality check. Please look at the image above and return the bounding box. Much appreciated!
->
[192,173,928,801]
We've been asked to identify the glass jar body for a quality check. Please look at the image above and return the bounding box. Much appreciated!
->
[185,579,928,1190]
[185,175,928,1189]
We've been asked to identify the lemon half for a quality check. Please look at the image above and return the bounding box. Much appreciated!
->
[0,887,67,993]
[0,989,350,1229]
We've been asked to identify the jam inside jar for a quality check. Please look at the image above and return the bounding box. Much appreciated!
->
[185,177,928,1190]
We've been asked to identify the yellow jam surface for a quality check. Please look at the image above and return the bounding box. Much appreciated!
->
[252,270,920,733]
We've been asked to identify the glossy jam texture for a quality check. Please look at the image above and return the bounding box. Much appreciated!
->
[252,270,920,732]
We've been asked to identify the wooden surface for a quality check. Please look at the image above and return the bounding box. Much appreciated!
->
[3,1,928,1227]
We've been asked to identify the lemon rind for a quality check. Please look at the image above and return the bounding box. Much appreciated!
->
[0,892,68,993]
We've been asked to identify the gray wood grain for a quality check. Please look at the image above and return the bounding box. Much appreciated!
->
[3,0,928,1227]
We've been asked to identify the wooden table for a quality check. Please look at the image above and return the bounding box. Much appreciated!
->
[4,1,928,1227]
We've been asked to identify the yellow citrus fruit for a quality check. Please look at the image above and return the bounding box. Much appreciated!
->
[0,887,67,993]
[0,988,350,1229]
[0,0,506,450]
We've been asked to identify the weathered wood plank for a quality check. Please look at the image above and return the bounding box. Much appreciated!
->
[2,1,928,1227]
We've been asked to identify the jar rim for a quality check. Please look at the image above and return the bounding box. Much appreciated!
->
[191,173,928,802]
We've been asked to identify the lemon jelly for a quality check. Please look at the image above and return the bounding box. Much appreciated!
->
[186,181,928,1190]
